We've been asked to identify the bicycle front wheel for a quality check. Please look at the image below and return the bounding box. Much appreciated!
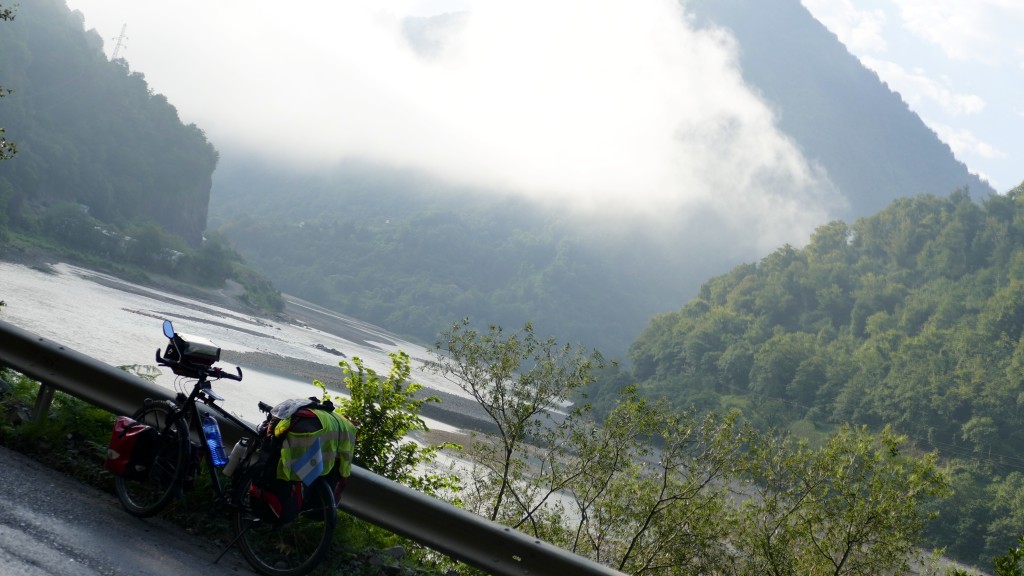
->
[113,401,189,517]
[234,473,338,576]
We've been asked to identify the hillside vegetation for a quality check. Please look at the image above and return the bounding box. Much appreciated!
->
[1,0,997,355]
[0,0,217,246]
[0,0,281,312]
[613,186,1024,564]
[210,160,691,353]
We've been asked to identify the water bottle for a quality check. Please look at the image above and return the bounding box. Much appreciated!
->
[222,437,249,477]
[202,412,228,467]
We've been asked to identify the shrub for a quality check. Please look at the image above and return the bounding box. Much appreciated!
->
[315,351,460,498]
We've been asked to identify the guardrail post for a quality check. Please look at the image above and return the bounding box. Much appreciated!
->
[31,383,55,421]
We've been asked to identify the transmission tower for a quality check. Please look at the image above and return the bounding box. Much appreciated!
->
[111,24,128,60]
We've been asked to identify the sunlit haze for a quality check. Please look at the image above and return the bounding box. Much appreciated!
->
[61,0,1019,256]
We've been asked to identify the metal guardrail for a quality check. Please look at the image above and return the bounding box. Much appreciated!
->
[0,319,626,576]
[0,320,177,419]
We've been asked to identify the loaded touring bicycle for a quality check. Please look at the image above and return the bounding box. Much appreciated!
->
[105,319,356,576]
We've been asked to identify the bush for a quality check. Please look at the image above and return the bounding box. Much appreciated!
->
[0,368,114,485]
[315,351,460,497]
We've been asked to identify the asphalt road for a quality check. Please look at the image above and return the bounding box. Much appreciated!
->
[0,445,257,576]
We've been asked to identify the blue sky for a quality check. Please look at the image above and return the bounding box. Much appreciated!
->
[802,0,1023,193]
[60,0,1021,256]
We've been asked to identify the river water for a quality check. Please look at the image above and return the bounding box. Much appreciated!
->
[0,261,469,426]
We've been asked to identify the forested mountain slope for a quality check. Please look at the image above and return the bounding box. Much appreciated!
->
[0,0,217,245]
[210,160,684,354]
[0,1,281,311]
[617,186,1024,564]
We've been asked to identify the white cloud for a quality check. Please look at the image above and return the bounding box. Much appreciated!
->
[861,58,986,115]
[893,0,1024,65]
[931,122,1005,165]
[801,0,888,53]
[66,0,843,255]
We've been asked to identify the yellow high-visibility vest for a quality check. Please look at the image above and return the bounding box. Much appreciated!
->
[274,410,357,482]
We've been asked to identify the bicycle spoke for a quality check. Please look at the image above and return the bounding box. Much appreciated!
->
[234,473,337,576]
[113,403,188,517]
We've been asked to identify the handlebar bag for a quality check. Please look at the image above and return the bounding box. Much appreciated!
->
[162,333,221,377]
[104,416,159,481]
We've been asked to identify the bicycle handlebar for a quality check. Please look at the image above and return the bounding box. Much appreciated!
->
[154,348,243,381]
[213,365,244,381]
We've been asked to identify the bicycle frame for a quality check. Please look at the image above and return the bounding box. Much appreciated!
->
[157,373,263,509]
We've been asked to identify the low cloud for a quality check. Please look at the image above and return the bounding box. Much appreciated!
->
[71,0,843,255]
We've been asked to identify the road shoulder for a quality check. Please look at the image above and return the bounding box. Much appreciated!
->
[0,445,256,576]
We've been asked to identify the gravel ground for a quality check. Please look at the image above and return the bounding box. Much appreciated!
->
[0,444,258,576]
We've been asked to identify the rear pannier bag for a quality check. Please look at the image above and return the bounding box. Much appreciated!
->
[105,416,159,481]
[248,477,304,526]
[273,406,357,490]
[247,433,304,525]
[246,400,357,524]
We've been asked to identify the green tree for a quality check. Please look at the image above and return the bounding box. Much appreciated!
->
[316,351,458,496]
[183,232,238,286]
[748,331,816,401]
[424,312,956,573]
[982,473,1024,561]
[40,202,108,251]
[561,391,748,574]
[952,535,1024,576]
[735,425,950,575]
[1,4,16,160]
[427,319,602,521]
[619,190,1024,565]
[993,537,1024,576]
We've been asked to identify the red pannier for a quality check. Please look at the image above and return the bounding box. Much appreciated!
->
[104,416,159,481]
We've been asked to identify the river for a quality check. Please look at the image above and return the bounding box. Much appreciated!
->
[0,261,475,428]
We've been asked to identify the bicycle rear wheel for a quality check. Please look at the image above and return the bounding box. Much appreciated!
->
[113,401,189,517]
[234,473,337,576]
